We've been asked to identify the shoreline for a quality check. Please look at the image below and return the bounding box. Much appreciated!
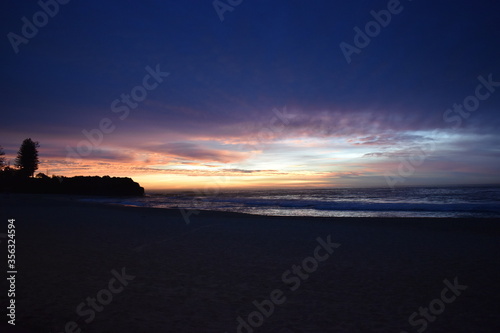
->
[4,191,500,222]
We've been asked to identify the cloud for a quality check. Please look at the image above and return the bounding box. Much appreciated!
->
[143,142,250,163]
[351,133,427,146]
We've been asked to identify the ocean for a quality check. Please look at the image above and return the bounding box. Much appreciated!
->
[80,186,500,218]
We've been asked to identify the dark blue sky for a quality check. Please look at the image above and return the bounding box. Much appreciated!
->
[1,0,499,188]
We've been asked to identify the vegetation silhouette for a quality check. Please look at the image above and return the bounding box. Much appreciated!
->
[15,138,39,177]
[0,139,144,196]
[0,145,5,169]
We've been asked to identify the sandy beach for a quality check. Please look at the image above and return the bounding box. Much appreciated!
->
[1,193,499,332]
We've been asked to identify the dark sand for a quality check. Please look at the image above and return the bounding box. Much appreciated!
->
[1,193,499,332]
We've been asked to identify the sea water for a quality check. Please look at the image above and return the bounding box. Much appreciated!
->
[80,186,500,218]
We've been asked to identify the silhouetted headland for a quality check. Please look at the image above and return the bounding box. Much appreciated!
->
[0,171,144,196]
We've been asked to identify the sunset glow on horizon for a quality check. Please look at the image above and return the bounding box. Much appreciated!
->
[2,123,498,191]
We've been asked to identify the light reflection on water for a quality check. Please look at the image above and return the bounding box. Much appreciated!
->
[79,186,500,218]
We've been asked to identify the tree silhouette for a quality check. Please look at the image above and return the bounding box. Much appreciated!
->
[0,145,5,170]
[15,138,40,177]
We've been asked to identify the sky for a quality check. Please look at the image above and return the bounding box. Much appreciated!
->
[1,0,500,190]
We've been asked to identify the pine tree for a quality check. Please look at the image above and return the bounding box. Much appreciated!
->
[15,138,40,177]
[0,145,5,170]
